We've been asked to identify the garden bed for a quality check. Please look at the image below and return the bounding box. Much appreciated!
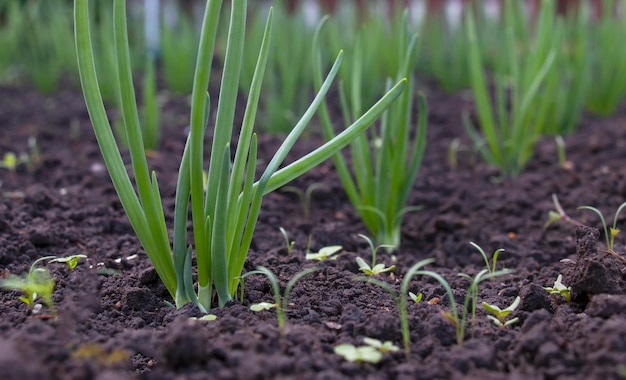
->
[1,81,626,379]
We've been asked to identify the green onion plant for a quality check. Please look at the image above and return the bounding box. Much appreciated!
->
[160,10,198,94]
[74,0,406,311]
[464,2,556,177]
[314,12,427,249]
[585,0,626,115]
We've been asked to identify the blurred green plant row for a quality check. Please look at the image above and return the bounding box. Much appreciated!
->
[3,0,625,116]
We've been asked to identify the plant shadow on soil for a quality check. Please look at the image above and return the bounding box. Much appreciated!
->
[2,82,626,379]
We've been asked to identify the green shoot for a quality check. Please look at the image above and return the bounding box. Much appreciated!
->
[482,296,520,328]
[50,254,87,270]
[469,241,504,282]
[306,245,342,261]
[544,274,571,303]
[417,266,513,345]
[0,256,58,316]
[356,234,395,276]
[357,258,435,360]
[281,183,324,219]
[334,343,382,364]
[0,152,18,172]
[75,0,406,311]
[408,291,423,304]
[334,336,400,364]
[555,135,567,167]
[278,227,295,255]
[189,314,218,321]
[243,266,317,349]
[363,337,400,353]
[578,202,626,251]
[544,193,584,229]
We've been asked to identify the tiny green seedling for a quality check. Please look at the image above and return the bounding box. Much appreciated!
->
[482,296,520,328]
[281,183,324,219]
[470,241,504,284]
[50,254,87,270]
[306,245,342,261]
[554,135,567,167]
[408,291,423,303]
[544,274,571,303]
[243,266,317,349]
[0,256,57,315]
[363,337,400,353]
[0,152,18,172]
[278,227,295,255]
[189,314,217,321]
[356,234,395,276]
[578,201,626,252]
[545,193,584,229]
[334,343,382,364]
[250,301,277,311]
[356,258,435,360]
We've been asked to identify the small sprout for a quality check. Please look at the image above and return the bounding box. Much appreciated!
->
[190,314,217,321]
[334,343,382,364]
[241,266,317,350]
[470,241,504,280]
[250,302,277,312]
[408,291,423,303]
[356,234,395,276]
[50,254,88,270]
[356,257,395,276]
[448,138,461,170]
[363,337,400,353]
[0,256,57,316]
[544,274,571,303]
[0,152,18,171]
[482,296,521,328]
[544,194,583,229]
[554,135,567,167]
[279,227,295,254]
[306,245,342,261]
[281,183,324,219]
[578,201,626,251]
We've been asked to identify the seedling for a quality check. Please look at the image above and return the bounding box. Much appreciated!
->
[470,241,504,284]
[0,152,18,171]
[50,254,87,270]
[0,256,57,316]
[243,266,317,349]
[334,343,382,364]
[281,183,324,219]
[408,291,423,303]
[418,265,513,345]
[189,314,217,321]
[482,296,520,328]
[356,234,395,276]
[578,202,626,252]
[357,258,435,360]
[363,337,400,353]
[555,135,567,167]
[306,245,342,261]
[278,227,295,255]
[544,193,584,229]
[544,274,571,303]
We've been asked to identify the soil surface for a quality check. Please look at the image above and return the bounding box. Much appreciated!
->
[2,80,626,380]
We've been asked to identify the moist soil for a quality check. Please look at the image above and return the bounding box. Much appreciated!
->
[2,80,626,380]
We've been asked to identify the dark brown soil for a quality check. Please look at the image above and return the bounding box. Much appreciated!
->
[2,81,626,380]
